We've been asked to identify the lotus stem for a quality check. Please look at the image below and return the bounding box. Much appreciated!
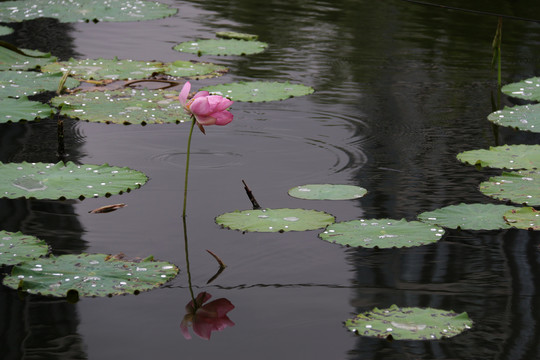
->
[182,216,196,305]
[182,117,196,218]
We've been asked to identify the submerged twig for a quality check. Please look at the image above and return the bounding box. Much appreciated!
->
[242,179,261,209]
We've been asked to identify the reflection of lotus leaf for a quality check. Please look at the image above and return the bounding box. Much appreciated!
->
[201,81,314,102]
[418,203,518,230]
[345,305,473,340]
[0,161,148,200]
[173,39,268,56]
[0,231,49,266]
[216,208,335,232]
[0,0,177,23]
[319,218,444,248]
[479,170,540,206]
[2,253,179,297]
[457,144,540,170]
[288,184,367,200]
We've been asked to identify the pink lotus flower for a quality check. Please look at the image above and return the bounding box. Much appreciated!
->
[180,292,235,340]
[179,81,233,127]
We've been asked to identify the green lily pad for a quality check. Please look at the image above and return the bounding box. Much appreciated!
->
[503,207,540,230]
[0,26,14,36]
[2,253,179,297]
[417,203,518,230]
[216,31,259,41]
[0,45,56,71]
[501,77,540,102]
[0,71,79,98]
[173,39,268,56]
[0,161,147,200]
[215,208,335,232]
[319,219,445,248]
[345,305,472,340]
[163,60,228,79]
[201,81,314,102]
[479,170,540,206]
[457,144,540,170]
[51,89,191,125]
[488,104,540,133]
[0,97,53,123]
[0,231,49,266]
[42,58,164,80]
[288,184,367,200]
[0,0,177,23]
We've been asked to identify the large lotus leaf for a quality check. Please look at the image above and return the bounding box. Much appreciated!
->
[0,231,49,266]
[2,253,179,297]
[201,81,314,102]
[0,97,53,123]
[457,144,540,170]
[173,39,268,56]
[345,305,472,340]
[0,26,14,36]
[0,0,177,23]
[51,89,191,125]
[42,58,164,80]
[216,208,335,232]
[288,184,367,200]
[503,207,540,230]
[216,31,259,41]
[488,104,540,133]
[0,46,56,71]
[501,77,540,102]
[479,170,540,206]
[319,219,445,248]
[0,71,79,98]
[0,161,147,200]
[163,60,228,79]
[417,203,518,230]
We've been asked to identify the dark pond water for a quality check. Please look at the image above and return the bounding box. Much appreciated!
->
[2,0,540,359]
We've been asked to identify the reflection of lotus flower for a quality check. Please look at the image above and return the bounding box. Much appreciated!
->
[180,292,235,340]
[179,81,234,126]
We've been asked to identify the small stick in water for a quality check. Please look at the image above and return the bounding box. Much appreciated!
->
[242,179,261,209]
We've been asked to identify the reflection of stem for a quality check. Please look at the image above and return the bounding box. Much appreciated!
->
[182,216,196,306]
[182,117,196,218]
[124,79,180,90]
[56,112,65,161]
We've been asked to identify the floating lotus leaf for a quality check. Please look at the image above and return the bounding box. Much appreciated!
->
[0,45,56,71]
[0,71,79,98]
[216,208,335,232]
[2,253,179,297]
[173,39,268,56]
[488,104,540,133]
[216,31,259,41]
[0,97,53,123]
[0,26,14,36]
[0,161,147,200]
[417,203,518,230]
[42,58,163,80]
[503,207,540,230]
[479,170,540,206]
[0,0,177,23]
[51,89,191,125]
[345,305,472,340]
[163,60,228,79]
[319,219,445,248]
[501,77,540,102]
[0,231,49,266]
[201,81,314,102]
[288,184,367,200]
[457,144,540,170]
